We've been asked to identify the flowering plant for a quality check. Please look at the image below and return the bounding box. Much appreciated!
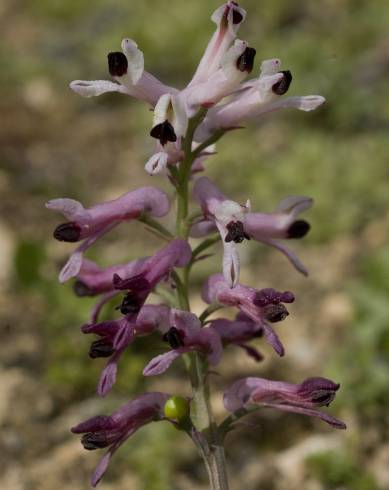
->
[48,2,345,488]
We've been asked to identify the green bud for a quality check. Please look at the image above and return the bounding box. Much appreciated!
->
[164,395,190,421]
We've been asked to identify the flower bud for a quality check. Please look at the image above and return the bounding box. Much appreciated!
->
[164,395,190,421]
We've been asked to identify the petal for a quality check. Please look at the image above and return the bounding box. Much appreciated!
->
[143,347,190,376]
[113,321,136,350]
[91,452,112,487]
[260,238,308,276]
[59,250,84,283]
[216,222,240,287]
[224,377,263,412]
[264,95,326,113]
[237,343,264,362]
[262,323,285,357]
[46,198,87,221]
[190,219,217,237]
[276,196,313,215]
[145,152,169,175]
[171,95,188,137]
[121,38,144,84]
[97,356,120,397]
[69,80,125,98]
[189,2,246,86]
[71,415,115,434]
[262,403,347,429]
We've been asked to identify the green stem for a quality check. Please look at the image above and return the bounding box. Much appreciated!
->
[173,108,229,490]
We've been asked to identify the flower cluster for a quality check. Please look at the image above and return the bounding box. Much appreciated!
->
[48,2,345,487]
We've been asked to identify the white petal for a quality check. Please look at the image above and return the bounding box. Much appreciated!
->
[144,152,168,175]
[221,39,247,81]
[171,94,188,137]
[59,251,83,283]
[281,95,326,111]
[260,58,281,76]
[69,80,123,98]
[214,199,246,224]
[45,198,86,220]
[121,38,144,84]
[153,93,171,126]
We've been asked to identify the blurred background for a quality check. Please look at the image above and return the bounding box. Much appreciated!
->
[1,0,389,488]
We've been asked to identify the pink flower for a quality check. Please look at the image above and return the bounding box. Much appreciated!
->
[195,58,325,141]
[46,186,170,282]
[193,177,312,285]
[224,376,346,429]
[71,392,170,486]
[202,273,294,356]
[143,309,223,376]
[82,305,171,396]
[70,38,177,106]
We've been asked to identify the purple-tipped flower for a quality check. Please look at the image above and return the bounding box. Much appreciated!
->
[82,305,171,396]
[74,257,149,297]
[210,313,264,362]
[188,1,247,88]
[193,176,250,287]
[196,57,325,140]
[71,392,170,486]
[192,177,312,284]
[224,377,346,429]
[202,273,294,356]
[112,238,192,313]
[184,40,256,112]
[70,38,177,106]
[46,186,170,283]
[143,309,223,376]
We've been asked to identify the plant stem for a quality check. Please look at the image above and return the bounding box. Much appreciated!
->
[174,109,230,490]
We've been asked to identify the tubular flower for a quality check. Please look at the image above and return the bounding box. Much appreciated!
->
[195,58,325,141]
[202,273,294,356]
[193,176,250,287]
[47,187,170,282]
[71,392,170,486]
[143,309,223,376]
[73,257,149,297]
[70,38,177,106]
[224,377,346,429]
[192,176,312,282]
[210,312,264,362]
[188,1,247,88]
[82,305,171,396]
[112,238,192,316]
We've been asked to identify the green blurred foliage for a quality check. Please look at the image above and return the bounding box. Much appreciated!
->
[307,450,378,490]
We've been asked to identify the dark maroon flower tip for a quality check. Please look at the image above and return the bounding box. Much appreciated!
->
[73,280,95,297]
[231,4,244,24]
[263,304,289,323]
[53,222,81,242]
[150,120,177,146]
[162,327,185,349]
[107,52,128,77]
[287,219,311,238]
[225,221,251,243]
[272,70,293,95]
[89,339,115,359]
[236,47,256,73]
[117,293,143,315]
[298,377,340,406]
[81,433,111,450]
